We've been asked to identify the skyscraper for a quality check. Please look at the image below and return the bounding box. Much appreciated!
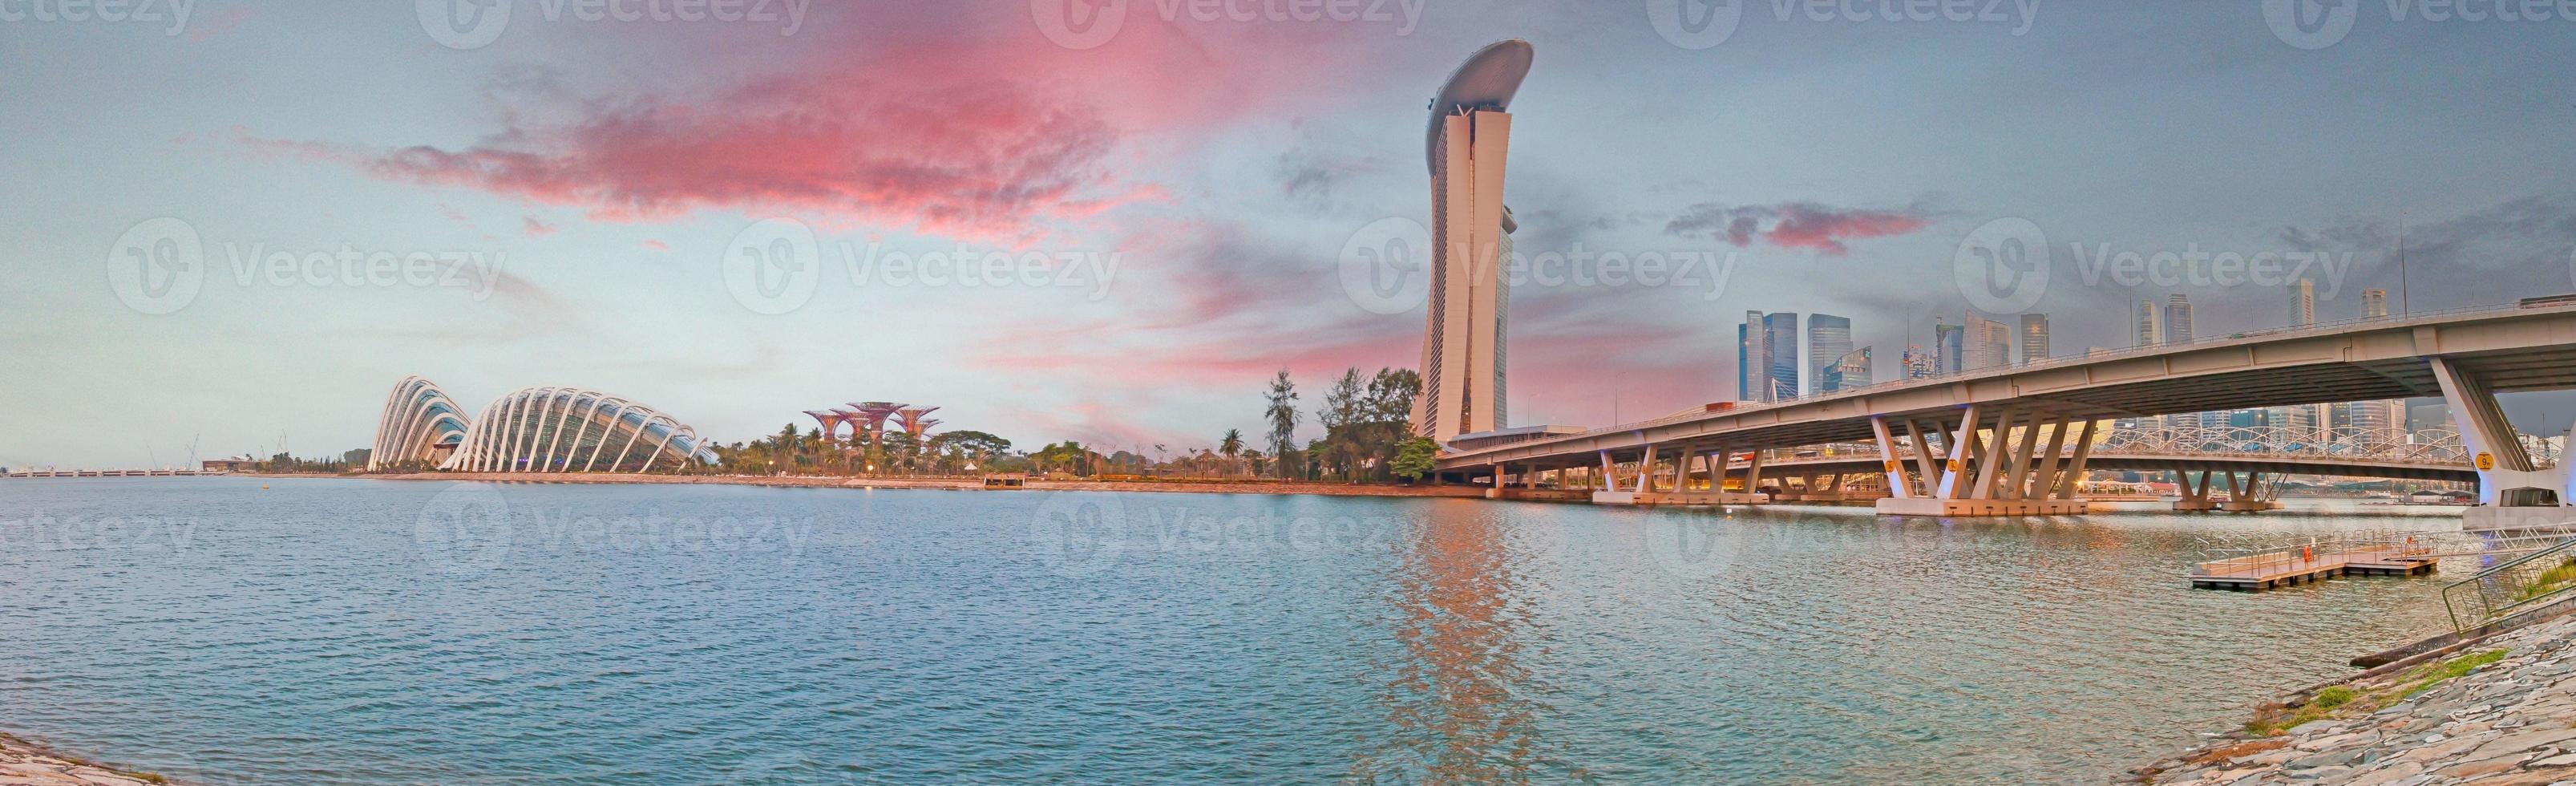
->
[1807,314,1853,395]
[1966,313,2012,371]
[1411,41,1531,443]
[2363,288,2389,318]
[2289,278,2315,328]
[2019,313,2050,363]
[2165,294,2194,344]
[1823,346,1873,391]
[1934,322,1965,375]
[2135,299,2164,347]
[1738,311,1802,402]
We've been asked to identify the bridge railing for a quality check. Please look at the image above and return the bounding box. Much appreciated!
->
[2442,532,2576,633]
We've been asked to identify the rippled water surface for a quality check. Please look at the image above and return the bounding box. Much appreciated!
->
[0,478,2477,783]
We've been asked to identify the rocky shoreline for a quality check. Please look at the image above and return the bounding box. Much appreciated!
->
[2133,614,2576,785]
[0,733,172,785]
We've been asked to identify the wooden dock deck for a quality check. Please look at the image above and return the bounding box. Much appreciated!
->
[2189,543,2436,590]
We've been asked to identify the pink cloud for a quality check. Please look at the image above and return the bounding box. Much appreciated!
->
[521,216,556,237]
[1666,201,1934,255]
[641,238,669,252]
[234,11,1392,243]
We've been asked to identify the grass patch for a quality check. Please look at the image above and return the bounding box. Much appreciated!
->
[2244,648,2509,736]
[2518,560,2576,602]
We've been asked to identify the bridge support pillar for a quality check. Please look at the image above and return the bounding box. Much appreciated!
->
[1876,407,2095,517]
[2173,469,2283,512]
[2432,357,2576,531]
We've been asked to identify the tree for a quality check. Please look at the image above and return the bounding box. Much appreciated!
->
[1243,449,1268,477]
[1391,437,1441,483]
[1219,429,1244,476]
[930,430,1013,472]
[1264,369,1301,477]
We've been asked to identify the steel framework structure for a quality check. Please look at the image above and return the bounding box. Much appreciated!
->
[366,379,718,474]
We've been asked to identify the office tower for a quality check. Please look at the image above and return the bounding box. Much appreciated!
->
[2363,288,2388,318]
[2164,294,2194,344]
[2289,278,2315,328]
[1412,41,1531,442]
[2019,313,2050,363]
[1966,313,2012,371]
[1934,323,1965,375]
[1738,311,1799,402]
[2342,399,2407,442]
[1807,314,1853,395]
[2136,299,2164,346]
[1822,346,1873,391]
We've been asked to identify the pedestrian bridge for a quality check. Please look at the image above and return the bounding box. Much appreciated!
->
[1438,302,2576,526]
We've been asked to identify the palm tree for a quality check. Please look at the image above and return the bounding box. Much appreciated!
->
[1219,429,1244,476]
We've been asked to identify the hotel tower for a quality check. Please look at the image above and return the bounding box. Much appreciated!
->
[1412,40,1531,444]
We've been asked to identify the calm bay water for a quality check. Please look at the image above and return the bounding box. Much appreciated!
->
[0,478,2474,784]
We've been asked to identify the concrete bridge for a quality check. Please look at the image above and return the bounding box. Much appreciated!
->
[1438,302,2576,527]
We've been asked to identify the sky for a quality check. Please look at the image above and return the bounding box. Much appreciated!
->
[4,0,2575,468]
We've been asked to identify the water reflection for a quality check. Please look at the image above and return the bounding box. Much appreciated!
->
[1354,504,1549,784]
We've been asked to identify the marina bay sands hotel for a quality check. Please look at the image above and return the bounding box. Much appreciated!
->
[1411,39,1532,445]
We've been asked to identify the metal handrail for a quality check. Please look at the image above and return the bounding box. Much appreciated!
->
[2442,533,2576,633]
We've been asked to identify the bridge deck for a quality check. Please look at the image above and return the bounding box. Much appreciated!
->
[2189,545,2436,590]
